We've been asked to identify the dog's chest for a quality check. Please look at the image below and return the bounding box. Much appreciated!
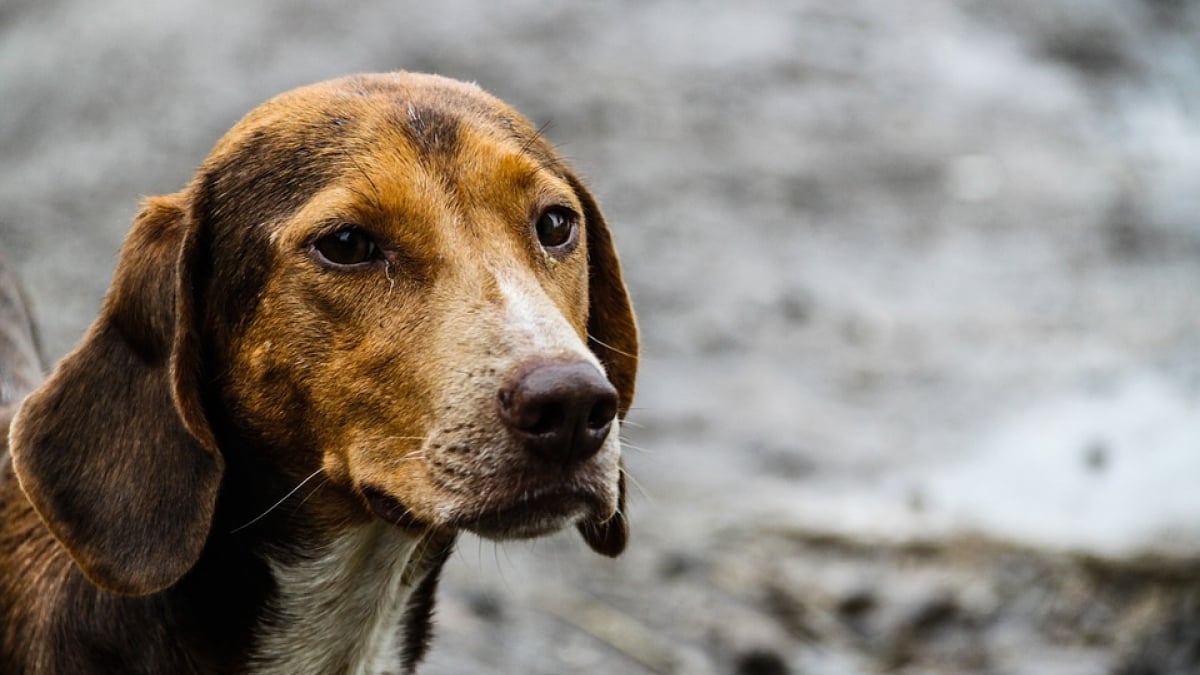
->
[247,523,423,675]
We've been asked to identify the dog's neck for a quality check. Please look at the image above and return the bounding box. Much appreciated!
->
[247,521,449,675]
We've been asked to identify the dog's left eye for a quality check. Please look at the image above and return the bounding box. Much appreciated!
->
[313,229,379,267]
[535,207,578,251]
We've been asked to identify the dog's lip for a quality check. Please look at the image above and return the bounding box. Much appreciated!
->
[463,485,604,538]
[361,485,430,531]
[361,475,612,538]
[455,485,604,540]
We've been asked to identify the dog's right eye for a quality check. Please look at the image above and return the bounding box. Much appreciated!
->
[313,229,379,267]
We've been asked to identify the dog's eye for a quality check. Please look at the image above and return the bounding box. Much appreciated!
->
[313,229,378,267]
[535,207,577,251]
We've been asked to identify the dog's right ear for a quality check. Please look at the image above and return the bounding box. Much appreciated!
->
[10,194,224,595]
[565,172,637,558]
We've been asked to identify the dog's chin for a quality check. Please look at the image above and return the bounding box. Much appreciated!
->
[360,483,614,540]
[461,488,599,541]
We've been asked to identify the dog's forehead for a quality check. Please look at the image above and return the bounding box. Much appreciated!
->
[208,72,548,165]
[194,72,568,242]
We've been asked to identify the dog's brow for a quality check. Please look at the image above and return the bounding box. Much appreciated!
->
[398,103,461,157]
[513,121,566,180]
[342,152,386,214]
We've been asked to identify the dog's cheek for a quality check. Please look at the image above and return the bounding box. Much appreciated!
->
[324,328,449,510]
[224,310,326,447]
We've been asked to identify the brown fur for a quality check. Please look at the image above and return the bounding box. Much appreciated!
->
[0,72,637,674]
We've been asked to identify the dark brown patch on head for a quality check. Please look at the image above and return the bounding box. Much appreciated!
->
[396,104,461,158]
[202,126,341,231]
[188,112,352,372]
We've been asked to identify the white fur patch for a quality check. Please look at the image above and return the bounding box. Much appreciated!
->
[494,272,599,367]
[248,523,425,675]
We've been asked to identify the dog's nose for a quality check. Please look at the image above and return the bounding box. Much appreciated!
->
[498,361,619,464]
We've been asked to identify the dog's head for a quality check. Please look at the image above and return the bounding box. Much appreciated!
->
[9,73,638,594]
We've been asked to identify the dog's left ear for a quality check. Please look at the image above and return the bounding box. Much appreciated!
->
[567,173,637,557]
[9,194,223,595]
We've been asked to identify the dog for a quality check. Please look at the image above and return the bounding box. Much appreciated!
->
[0,72,638,674]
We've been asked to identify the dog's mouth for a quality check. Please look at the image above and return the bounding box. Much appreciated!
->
[360,481,608,540]
[456,486,603,540]
[362,486,431,531]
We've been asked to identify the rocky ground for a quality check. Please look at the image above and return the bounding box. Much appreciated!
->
[3,1,1200,672]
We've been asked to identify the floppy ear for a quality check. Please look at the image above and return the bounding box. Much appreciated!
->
[567,174,638,557]
[9,194,223,595]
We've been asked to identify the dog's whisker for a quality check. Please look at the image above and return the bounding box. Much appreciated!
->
[294,476,333,512]
[230,468,325,534]
[618,440,654,454]
[343,152,385,212]
[619,466,652,503]
[586,333,637,360]
[390,453,427,466]
[518,119,554,157]
[622,406,653,413]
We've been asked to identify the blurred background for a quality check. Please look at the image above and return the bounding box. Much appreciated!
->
[3,1,1199,673]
